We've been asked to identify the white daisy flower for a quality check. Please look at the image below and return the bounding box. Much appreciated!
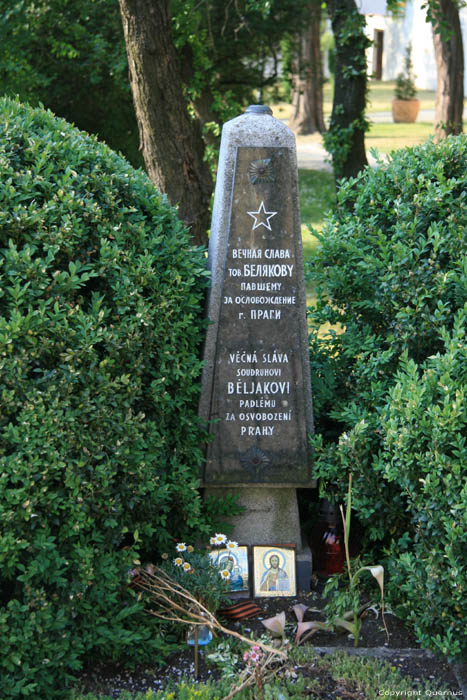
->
[173,557,183,566]
[220,569,230,579]
[214,533,227,545]
[226,540,238,551]
[176,542,187,552]
[186,545,194,553]
[182,562,191,572]
[210,536,217,546]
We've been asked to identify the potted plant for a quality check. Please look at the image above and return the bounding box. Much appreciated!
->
[392,45,420,123]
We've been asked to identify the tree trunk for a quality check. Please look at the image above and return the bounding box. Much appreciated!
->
[118,0,213,246]
[289,1,326,135]
[325,0,369,181]
[432,0,464,139]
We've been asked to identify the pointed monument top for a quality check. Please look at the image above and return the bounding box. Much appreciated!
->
[245,104,273,115]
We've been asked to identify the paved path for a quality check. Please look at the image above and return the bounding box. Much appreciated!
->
[294,109,435,171]
[371,108,435,122]
[296,140,332,171]
[296,139,384,172]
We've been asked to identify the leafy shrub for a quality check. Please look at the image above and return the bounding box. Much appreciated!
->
[0,97,215,696]
[0,0,142,167]
[308,135,466,660]
[381,317,466,660]
[156,536,234,617]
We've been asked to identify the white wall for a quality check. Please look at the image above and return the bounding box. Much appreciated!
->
[364,1,467,93]
[357,0,387,14]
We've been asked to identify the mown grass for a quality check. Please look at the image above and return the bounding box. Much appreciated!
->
[366,80,440,112]
[298,169,335,329]
[298,168,334,281]
[274,79,454,118]
[299,168,335,260]
[294,78,466,246]
[273,80,466,157]
[366,121,435,154]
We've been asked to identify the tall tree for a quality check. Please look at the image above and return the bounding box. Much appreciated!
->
[288,0,326,135]
[387,0,465,139]
[2,0,305,241]
[173,0,307,141]
[324,0,370,181]
[118,0,213,246]
[429,0,464,138]
[118,0,306,243]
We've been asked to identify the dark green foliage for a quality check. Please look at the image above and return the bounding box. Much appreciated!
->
[0,0,307,169]
[0,0,142,167]
[0,97,213,696]
[309,135,467,660]
[381,320,466,661]
[173,0,308,108]
[158,549,232,617]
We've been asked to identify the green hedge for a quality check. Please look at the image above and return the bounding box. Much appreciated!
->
[381,316,466,660]
[0,97,212,697]
[309,135,466,660]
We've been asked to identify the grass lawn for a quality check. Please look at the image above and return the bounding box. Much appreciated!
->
[299,168,335,250]
[273,80,467,157]
[293,80,444,328]
[294,79,466,257]
[275,78,467,119]
[366,121,435,154]
[298,169,336,334]
[298,170,334,261]
[365,80,441,112]
[275,80,466,330]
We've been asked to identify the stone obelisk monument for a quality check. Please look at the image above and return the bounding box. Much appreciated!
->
[199,105,314,588]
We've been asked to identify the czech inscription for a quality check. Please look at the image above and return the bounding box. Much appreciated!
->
[203,146,312,485]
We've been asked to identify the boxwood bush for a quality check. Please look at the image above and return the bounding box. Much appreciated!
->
[308,135,466,660]
[0,97,213,697]
[380,316,466,660]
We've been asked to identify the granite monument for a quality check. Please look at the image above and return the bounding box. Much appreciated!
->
[199,105,314,587]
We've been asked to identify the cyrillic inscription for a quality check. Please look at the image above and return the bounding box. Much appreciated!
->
[202,145,312,484]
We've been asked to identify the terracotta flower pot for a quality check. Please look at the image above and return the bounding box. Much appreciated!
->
[392,98,420,123]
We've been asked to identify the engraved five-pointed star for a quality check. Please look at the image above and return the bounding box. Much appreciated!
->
[246,201,278,231]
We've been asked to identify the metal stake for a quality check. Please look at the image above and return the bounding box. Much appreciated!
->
[194,625,199,679]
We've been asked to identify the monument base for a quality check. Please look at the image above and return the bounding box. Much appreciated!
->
[205,486,312,592]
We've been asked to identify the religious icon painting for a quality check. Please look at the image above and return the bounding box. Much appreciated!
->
[209,545,249,593]
[252,545,296,598]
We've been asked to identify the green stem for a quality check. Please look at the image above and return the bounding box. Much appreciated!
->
[353,611,359,647]
[340,472,353,583]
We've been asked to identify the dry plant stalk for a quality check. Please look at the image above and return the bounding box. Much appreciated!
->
[131,566,287,660]
[221,650,282,700]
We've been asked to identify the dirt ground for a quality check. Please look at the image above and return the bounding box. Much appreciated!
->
[78,589,463,698]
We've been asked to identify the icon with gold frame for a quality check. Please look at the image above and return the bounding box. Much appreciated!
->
[253,545,296,597]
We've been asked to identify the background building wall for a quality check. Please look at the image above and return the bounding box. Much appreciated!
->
[362,1,467,92]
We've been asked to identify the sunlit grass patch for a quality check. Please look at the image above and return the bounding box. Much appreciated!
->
[298,169,331,313]
[367,80,437,112]
[298,169,335,237]
[366,121,435,153]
